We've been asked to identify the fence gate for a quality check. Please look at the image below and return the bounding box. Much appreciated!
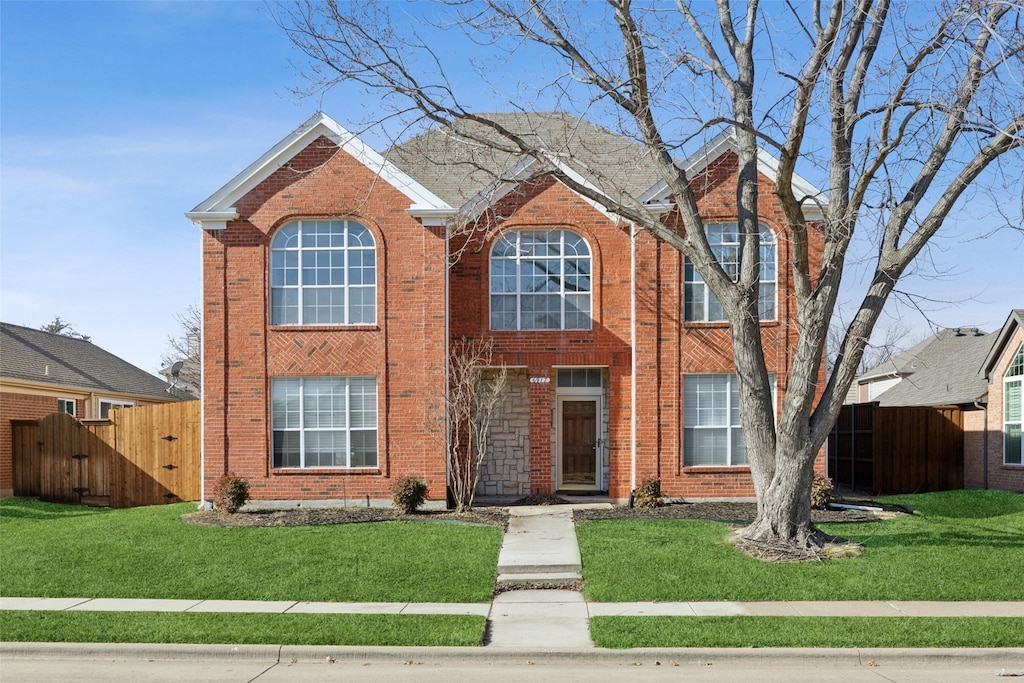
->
[11,401,199,507]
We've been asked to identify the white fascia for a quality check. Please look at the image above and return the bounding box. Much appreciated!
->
[186,112,452,228]
[637,129,828,221]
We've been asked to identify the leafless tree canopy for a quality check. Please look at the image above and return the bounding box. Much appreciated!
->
[161,304,201,393]
[274,0,1024,554]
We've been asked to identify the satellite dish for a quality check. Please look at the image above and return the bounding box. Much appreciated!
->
[170,361,184,379]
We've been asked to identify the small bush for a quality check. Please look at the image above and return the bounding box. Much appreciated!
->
[392,476,428,514]
[633,477,663,509]
[212,474,249,514]
[811,475,834,510]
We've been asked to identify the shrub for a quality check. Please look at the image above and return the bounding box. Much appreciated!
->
[212,474,249,514]
[633,477,663,509]
[392,476,428,514]
[811,475,834,510]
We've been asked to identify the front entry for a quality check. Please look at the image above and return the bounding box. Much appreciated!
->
[559,398,598,488]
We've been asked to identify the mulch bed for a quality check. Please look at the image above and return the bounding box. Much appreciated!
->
[182,496,902,529]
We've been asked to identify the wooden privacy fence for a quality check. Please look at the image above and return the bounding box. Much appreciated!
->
[11,401,200,507]
[828,403,964,494]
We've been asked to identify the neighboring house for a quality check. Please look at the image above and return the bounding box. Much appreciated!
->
[849,327,992,408]
[979,310,1024,491]
[0,322,194,498]
[846,317,1023,493]
[187,111,827,506]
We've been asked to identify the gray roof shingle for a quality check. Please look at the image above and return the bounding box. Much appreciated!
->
[869,328,993,407]
[0,322,192,401]
[385,112,664,209]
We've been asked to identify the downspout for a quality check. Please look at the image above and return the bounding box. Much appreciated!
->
[975,398,988,490]
[444,222,452,507]
[198,232,207,509]
[630,222,638,494]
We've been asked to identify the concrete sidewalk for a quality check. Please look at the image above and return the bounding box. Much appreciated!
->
[3,596,1022,618]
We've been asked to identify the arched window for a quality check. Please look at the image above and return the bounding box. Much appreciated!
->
[684,223,777,322]
[270,220,376,325]
[1005,344,1023,465]
[490,229,592,330]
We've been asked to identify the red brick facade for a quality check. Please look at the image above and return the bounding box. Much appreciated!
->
[195,115,826,505]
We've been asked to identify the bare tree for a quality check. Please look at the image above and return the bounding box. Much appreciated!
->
[275,1,1024,557]
[40,316,90,342]
[160,304,201,394]
[445,339,511,513]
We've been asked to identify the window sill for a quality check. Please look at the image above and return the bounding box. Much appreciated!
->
[272,468,382,476]
[270,325,380,332]
[682,466,751,474]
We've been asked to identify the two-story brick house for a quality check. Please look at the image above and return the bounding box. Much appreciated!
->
[188,112,825,506]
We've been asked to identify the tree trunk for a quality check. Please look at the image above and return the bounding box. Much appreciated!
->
[732,442,829,561]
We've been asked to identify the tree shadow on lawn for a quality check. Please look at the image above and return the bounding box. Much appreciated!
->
[0,499,112,521]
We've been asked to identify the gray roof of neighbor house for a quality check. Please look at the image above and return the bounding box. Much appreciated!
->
[0,322,193,401]
[866,327,993,407]
[385,111,664,209]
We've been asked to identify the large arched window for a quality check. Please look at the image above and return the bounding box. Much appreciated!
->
[684,223,777,322]
[490,229,592,330]
[270,219,376,325]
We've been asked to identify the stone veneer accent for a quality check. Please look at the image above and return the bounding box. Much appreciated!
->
[477,369,531,496]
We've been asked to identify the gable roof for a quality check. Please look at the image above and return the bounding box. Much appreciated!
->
[639,126,827,220]
[0,322,191,401]
[864,327,993,407]
[385,111,664,213]
[982,309,1024,380]
[186,112,454,229]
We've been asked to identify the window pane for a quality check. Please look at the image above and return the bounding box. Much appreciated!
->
[490,295,517,330]
[350,430,378,468]
[1006,381,1021,422]
[1006,424,1022,465]
[306,431,347,467]
[273,431,301,468]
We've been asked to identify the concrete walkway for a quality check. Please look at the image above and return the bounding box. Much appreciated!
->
[3,504,1024,650]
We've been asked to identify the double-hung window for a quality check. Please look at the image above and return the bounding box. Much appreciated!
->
[490,229,591,330]
[1005,345,1023,465]
[271,377,378,469]
[99,399,132,419]
[270,219,376,325]
[684,223,776,322]
[683,374,774,467]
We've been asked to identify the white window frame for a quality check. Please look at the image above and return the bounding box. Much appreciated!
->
[57,398,76,417]
[271,377,378,469]
[683,373,775,467]
[1004,344,1023,466]
[489,229,592,331]
[99,399,133,419]
[270,219,377,326]
[684,223,777,322]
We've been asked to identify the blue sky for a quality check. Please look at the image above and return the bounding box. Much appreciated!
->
[1,1,1020,376]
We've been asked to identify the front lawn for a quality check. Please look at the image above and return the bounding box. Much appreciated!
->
[577,490,1024,602]
[0,611,485,647]
[0,500,502,603]
[590,616,1024,649]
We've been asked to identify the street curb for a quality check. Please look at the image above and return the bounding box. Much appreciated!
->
[3,642,1023,666]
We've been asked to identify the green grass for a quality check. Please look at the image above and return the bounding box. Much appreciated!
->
[0,611,485,646]
[590,617,1024,649]
[577,490,1024,602]
[0,500,502,603]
